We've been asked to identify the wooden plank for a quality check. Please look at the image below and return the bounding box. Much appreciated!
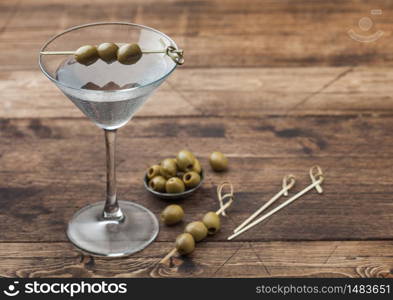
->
[0,70,198,119]
[0,0,392,70]
[0,241,391,278]
[0,0,392,280]
[217,241,393,278]
[1,117,393,241]
[172,67,393,116]
[0,242,241,278]
[1,115,393,160]
[2,68,393,118]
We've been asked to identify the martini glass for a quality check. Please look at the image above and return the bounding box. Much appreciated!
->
[39,22,180,257]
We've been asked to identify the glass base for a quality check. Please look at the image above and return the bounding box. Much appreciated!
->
[66,200,159,257]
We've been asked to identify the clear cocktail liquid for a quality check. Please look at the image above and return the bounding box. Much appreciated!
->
[55,54,169,129]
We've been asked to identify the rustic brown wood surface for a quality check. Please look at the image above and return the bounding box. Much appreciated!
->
[1,0,393,278]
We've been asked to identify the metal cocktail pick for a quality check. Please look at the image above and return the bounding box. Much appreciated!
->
[233,174,296,234]
[227,166,324,241]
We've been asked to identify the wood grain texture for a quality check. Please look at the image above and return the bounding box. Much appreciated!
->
[0,0,392,70]
[1,0,393,278]
[2,67,393,119]
[0,241,392,278]
[1,116,393,243]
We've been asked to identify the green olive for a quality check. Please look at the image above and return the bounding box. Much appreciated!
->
[97,42,119,63]
[75,45,98,66]
[176,150,196,171]
[160,204,184,225]
[165,177,185,194]
[202,212,221,235]
[117,43,142,65]
[159,158,177,179]
[185,221,208,242]
[177,171,185,178]
[209,151,228,172]
[148,176,166,192]
[183,171,201,189]
[147,164,161,180]
[175,233,195,255]
[188,158,202,174]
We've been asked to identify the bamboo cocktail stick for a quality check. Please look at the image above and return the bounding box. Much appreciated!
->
[227,166,324,241]
[233,175,295,233]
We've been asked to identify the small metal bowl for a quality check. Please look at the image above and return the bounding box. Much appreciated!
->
[144,170,204,200]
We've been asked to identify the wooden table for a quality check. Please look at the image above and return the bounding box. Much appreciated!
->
[1,0,393,278]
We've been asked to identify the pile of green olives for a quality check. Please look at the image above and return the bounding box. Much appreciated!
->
[74,42,143,66]
[174,211,221,255]
[147,150,203,194]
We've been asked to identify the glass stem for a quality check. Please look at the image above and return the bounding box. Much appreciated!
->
[103,129,123,220]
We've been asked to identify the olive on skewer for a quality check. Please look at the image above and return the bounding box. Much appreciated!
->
[185,221,208,242]
[160,211,222,263]
[160,183,234,264]
[175,233,195,255]
[40,43,184,65]
[202,211,221,235]
[74,45,98,66]
[117,43,142,65]
[75,43,142,65]
[97,42,119,63]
